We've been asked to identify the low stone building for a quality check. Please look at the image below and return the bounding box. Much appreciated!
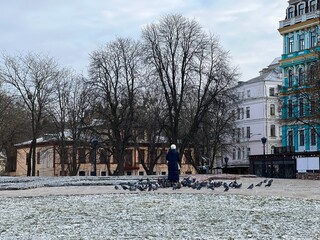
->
[11,134,197,177]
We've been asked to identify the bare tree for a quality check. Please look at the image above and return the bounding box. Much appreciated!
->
[48,71,91,176]
[133,86,167,175]
[0,93,31,173]
[0,53,60,176]
[142,14,238,165]
[88,38,142,175]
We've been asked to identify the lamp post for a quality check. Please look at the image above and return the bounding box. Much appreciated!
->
[91,137,99,176]
[224,157,229,174]
[261,137,267,177]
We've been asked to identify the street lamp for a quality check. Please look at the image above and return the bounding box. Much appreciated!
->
[224,157,229,174]
[261,137,267,177]
[91,137,99,176]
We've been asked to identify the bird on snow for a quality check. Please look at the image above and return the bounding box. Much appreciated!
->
[255,181,263,187]
[265,179,273,187]
[224,185,229,192]
[247,183,254,189]
[114,185,119,190]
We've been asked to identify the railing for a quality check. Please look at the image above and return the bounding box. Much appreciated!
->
[279,11,320,28]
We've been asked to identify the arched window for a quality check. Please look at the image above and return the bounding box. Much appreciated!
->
[288,7,295,18]
[298,67,305,85]
[298,3,305,15]
[288,69,293,87]
[309,64,316,82]
[310,0,317,12]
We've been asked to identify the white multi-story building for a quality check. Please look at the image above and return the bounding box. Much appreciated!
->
[225,58,283,174]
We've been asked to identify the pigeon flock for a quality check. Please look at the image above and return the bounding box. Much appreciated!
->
[113,177,274,192]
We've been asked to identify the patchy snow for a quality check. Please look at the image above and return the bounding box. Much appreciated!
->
[0,176,320,239]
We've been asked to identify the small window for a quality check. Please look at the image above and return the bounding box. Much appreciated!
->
[288,37,294,53]
[299,129,305,146]
[311,128,317,146]
[247,90,251,98]
[270,125,276,137]
[269,87,275,96]
[288,130,294,147]
[288,99,293,117]
[298,68,305,85]
[298,4,305,15]
[79,171,86,176]
[232,148,236,160]
[299,34,305,51]
[270,104,275,116]
[288,69,293,87]
[246,127,251,138]
[299,98,304,116]
[246,107,250,118]
[311,31,317,47]
[310,0,317,12]
[37,152,40,164]
[101,171,107,176]
[288,7,294,18]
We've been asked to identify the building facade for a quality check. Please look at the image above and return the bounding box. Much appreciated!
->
[278,0,320,152]
[11,135,197,177]
[225,59,283,174]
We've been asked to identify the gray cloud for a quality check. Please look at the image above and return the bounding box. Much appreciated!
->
[0,0,288,80]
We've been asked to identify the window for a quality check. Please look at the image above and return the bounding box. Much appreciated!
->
[311,31,317,47]
[288,69,293,87]
[288,37,294,53]
[269,87,275,96]
[99,149,108,164]
[288,99,293,117]
[270,104,275,116]
[78,148,86,163]
[246,107,250,118]
[237,108,241,120]
[310,0,317,12]
[37,152,40,164]
[241,108,244,119]
[137,149,145,164]
[299,98,304,116]
[298,68,305,85]
[310,99,316,114]
[298,4,305,15]
[247,90,251,98]
[232,148,236,160]
[270,125,276,137]
[299,34,305,50]
[288,7,294,18]
[246,127,251,138]
[311,128,317,146]
[288,130,294,147]
[236,128,241,142]
[309,64,316,82]
[299,129,305,146]
[237,147,241,160]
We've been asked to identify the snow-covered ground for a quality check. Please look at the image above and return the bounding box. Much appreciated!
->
[0,176,320,239]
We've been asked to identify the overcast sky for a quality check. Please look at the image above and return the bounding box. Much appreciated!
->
[0,0,288,81]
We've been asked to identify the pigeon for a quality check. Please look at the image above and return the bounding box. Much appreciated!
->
[255,181,263,187]
[114,185,119,190]
[121,185,129,190]
[247,184,254,189]
[265,179,273,187]
[224,185,229,192]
